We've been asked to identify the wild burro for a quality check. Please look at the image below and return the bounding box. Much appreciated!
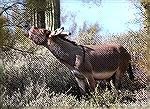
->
[27,27,134,94]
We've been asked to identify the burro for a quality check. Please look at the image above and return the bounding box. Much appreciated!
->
[27,27,134,95]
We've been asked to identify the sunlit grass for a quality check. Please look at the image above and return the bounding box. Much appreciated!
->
[1,80,148,109]
[0,31,148,109]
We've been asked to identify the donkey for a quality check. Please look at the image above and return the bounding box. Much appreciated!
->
[27,27,134,94]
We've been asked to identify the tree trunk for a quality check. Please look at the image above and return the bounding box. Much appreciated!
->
[53,0,60,29]
[37,10,45,28]
[36,0,46,28]
[26,0,60,30]
[47,0,60,30]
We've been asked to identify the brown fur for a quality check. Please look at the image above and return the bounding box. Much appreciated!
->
[28,27,134,94]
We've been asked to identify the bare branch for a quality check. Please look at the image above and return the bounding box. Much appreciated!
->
[2,45,34,54]
[130,0,147,18]
[0,2,25,16]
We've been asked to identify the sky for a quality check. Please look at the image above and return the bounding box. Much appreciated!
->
[60,0,142,36]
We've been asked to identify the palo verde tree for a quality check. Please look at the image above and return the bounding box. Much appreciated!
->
[140,0,150,76]
[132,0,150,76]
[0,0,61,53]
[75,22,102,45]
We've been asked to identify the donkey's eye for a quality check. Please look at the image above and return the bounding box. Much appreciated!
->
[40,29,44,34]
[34,27,38,29]
[43,29,47,33]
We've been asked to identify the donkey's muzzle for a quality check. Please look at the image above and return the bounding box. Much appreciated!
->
[24,32,29,38]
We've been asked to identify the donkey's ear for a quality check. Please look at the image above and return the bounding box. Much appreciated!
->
[59,32,71,37]
[50,27,64,37]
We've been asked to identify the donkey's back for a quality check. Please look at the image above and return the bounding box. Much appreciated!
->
[83,44,131,81]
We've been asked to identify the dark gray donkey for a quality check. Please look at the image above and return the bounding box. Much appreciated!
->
[27,27,134,94]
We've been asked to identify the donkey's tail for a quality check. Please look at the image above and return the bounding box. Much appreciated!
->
[127,62,134,81]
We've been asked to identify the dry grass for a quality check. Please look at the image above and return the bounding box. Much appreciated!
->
[0,52,148,109]
[1,84,149,109]
[0,66,148,109]
[0,31,148,109]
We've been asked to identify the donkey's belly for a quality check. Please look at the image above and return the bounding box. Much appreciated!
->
[93,68,118,80]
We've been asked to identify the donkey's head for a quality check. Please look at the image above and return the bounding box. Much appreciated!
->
[28,26,51,45]
[28,26,71,45]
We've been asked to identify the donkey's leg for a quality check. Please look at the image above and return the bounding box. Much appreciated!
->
[72,70,88,94]
[115,65,128,90]
[98,80,108,90]
[127,62,134,81]
[74,77,88,95]
[106,75,115,91]
[85,74,96,92]
[114,69,122,90]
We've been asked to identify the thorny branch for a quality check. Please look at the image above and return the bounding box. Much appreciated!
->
[1,45,34,54]
[0,2,25,16]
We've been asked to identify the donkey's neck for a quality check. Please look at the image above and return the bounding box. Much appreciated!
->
[45,37,83,68]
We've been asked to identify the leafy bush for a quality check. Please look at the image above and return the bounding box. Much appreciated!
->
[1,82,149,109]
[0,23,148,108]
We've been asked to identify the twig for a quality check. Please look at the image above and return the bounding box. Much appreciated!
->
[0,2,25,16]
[130,0,147,18]
[2,45,34,54]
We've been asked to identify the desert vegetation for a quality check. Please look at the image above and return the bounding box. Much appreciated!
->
[0,28,148,108]
[0,0,149,108]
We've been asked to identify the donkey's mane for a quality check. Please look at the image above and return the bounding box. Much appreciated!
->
[59,36,78,46]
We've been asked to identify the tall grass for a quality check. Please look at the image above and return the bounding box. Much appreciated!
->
[1,82,149,109]
[0,31,148,109]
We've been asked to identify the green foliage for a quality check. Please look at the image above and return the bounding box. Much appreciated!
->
[0,64,3,79]
[0,16,11,48]
[0,1,148,108]
[0,29,148,109]
[15,27,38,53]
[0,63,4,109]
[26,0,47,10]
[0,47,79,108]
[1,46,80,96]
[26,0,60,29]
[82,87,116,107]
[0,16,7,26]
[75,23,102,45]
[104,32,147,72]
[0,81,149,109]
[139,0,150,75]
